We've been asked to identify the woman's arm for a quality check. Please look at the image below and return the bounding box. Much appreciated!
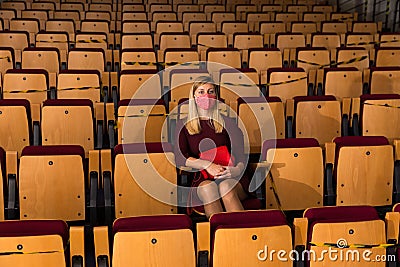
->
[185,157,225,177]
[215,162,244,179]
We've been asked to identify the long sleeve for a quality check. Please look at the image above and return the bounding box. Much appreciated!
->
[224,117,246,165]
[174,119,190,167]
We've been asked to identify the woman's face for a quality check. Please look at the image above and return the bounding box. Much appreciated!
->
[194,83,216,98]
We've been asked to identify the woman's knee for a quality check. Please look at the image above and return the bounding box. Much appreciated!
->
[197,180,219,201]
[218,179,238,198]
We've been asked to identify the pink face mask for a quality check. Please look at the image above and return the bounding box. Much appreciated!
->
[195,94,217,110]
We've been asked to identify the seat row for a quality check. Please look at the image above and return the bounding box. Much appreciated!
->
[1,205,400,266]
[0,135,399,225]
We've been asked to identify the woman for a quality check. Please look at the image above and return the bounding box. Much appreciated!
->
[174,76,251,219]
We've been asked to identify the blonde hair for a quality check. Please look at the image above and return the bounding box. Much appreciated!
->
[185,76,224,135]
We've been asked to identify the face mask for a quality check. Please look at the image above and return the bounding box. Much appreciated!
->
[195,94,217,110]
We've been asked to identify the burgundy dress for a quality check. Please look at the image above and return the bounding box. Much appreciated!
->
[174,116,251,209]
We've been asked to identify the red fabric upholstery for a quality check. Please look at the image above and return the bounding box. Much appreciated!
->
[113,214,192,235]
[237,96,281,114]
[293,95,336,105]
[394,204,400,213]
[114,142,173,155]
[0,146,5,179]
[59,69,101,77]
[120,69,158,76]
[210,210,287,233]
[21,145,85,160]
[0,220,69,247]
[118,98,165,107]
[43,99,93,109]
[304,206,379,243]
[261,138,319,161]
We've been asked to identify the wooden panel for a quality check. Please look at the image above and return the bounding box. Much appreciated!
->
[296,50,330,73]
[248,50,282,84]
[238,102,285,154]
[213,225,292,266]
[3,73,47,105]
[363,99,400,143]
[94,226,110,267]
[296,100,341,144]
[68,51,105,74]
[220,71,260,113]
[266,147,324,210]
[120,73,161,100]
[207,51,241,82]
[169,72,210,112]
[337,49,369,70]
[41,106,94,157]
[370,70,400,94]
[375,49,400,67]
[19,155,85,220]
[113,229,195,267]
[114,152,177,217]
[196,222,210,264]
[310,220,386,267]
[57,73,101,103]
[70,226,85,266]
[120,51,157,71]
[0,235,66,267]
[117,105,167,144]
[336,145,393,206]
[268,71,308,102]
[325,70,363,100]
[0,106,29,155]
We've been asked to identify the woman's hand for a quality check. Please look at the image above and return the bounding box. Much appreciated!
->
[215,165,242,179]
[205,162,225,177]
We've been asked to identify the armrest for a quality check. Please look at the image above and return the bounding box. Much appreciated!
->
[6,151,17,220]
[316,69,324,96]
[293,217,308,247]
[101,149,113,227]
[70,226,85,267]
[197,222,210,267]
[393,140,400,203]
[362,68,370,94]
[89,150,100,226]
[351,97,360,136]
[94,226,110,267]
[286,99,294,138]
[325,142,336,205]
[307,69,317,96]
[394,140,400,161]
[341,98,351,136]
[289,48,297,67]
[112,87,118,120]
[325,142,335,165]
[50,86,56,99]
[283,48,290,67]
[105,103,116,149]
[252,161,271,200]
[95,103,105,149]
[385,212,399,244]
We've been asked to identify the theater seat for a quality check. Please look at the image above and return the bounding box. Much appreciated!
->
[294,205,392,267]
[197,210,293,267]
[94,214,196,267]
[0,219,85,267]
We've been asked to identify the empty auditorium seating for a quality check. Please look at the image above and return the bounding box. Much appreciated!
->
[0,220,85,267]
[95,214,196,266]
[294,205,392,266]
[197,210,292,266]
[325,136,394,206]
[259,138,324,210]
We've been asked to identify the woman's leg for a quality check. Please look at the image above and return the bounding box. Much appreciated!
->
[218,179,247,212]
[197,180,223,219]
